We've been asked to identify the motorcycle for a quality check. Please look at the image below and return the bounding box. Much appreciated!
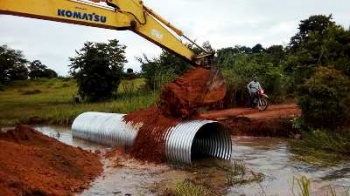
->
[253,88,268,111]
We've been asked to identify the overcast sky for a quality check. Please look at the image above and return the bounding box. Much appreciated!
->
[0,0,349,76]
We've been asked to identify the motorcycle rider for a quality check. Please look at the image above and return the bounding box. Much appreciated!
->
[247,76,261,108]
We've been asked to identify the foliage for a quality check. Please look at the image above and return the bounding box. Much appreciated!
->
[292,176,311,196]
[296,66,350,129]
[219,46,289,107]
[289,15,335,52]
[28,60,58,79]
[69,39,127,102]
[171,180,212,196]
[286,15,350,86]
[0,45,28,84]
[138,50,191,90]
[138,41,214,90]
[289,129,350,166]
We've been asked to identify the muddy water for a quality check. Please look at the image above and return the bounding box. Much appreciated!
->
[37,127,350,196]
[230,137,350,196]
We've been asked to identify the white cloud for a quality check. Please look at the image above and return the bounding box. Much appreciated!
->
[0,0,349,76]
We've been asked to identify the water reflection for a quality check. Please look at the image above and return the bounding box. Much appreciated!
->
[35,126,106,151]
[230,136,350,196]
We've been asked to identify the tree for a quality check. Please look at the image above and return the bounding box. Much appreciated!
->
[265,45,285,66]
[285,15,350,86]
[28,60,58,79]
[138,51,186,90]
[296,66,350,129]
[0,45,28,84]
[289,15,335,52]
[252,43,264,54]
[69,39,127,102]
[138,41,207,90]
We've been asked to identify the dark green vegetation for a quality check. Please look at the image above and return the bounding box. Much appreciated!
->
[0,45,57,87]
[1,14,350,162]
[69,39,127,102]
[297,66,350,129]
[290,130,350,166]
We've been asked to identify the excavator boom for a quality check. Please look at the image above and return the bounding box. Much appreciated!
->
[0,0,226,105]
[0,0,199,64]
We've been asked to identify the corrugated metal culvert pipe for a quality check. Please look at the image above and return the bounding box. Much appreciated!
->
[72,112,232,164]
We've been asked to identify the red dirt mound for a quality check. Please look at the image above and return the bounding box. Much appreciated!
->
[123,67,224,163]
[0,125,103,196]
[160,67,226,118]
[123,107,184,163]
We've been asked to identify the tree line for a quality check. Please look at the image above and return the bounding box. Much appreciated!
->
[0,45,58,86]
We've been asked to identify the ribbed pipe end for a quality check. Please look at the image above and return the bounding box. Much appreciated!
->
[165,120,232,164]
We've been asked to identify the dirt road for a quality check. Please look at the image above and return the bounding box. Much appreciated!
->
[201,103,301,137]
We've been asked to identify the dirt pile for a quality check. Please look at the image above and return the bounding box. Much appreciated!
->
[122,67,225,163]
[123,107,183,163]
[160,67,226,118]
[0,125,103,196]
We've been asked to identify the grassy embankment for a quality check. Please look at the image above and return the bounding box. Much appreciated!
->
[289,129,350,166]
[0,78,156,127]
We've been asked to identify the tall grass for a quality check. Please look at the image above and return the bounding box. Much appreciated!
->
[292,176,311,196]
[289,129,350,165]
[0,78,156,127]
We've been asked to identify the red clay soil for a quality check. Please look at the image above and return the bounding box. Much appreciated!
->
[0,125,103,196]
[123,107,199,163]
[160,67,226,118]
[123,67,223,163]
[201,103,302,137]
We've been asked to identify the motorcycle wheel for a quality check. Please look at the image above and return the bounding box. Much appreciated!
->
[257,97,268,111]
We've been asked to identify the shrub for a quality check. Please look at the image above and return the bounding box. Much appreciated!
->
[296,66,350,129]
[21,89,42,95]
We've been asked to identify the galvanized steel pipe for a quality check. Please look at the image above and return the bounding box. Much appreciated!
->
[72,112,232,164]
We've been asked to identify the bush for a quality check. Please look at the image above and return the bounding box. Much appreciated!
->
[296,66,350,129]
[21,89,41,95]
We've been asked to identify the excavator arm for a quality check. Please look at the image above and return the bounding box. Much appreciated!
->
[0,0,226,106]
[0,0,211,65]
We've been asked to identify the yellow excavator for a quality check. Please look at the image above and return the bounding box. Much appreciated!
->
[0,0,226,105]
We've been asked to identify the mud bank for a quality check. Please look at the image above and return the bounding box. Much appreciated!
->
[0,125,102,196]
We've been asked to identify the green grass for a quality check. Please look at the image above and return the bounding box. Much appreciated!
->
[289,129,350,166]
[292,176,311,196]
[0,78,156,127]
[171,180,212,196]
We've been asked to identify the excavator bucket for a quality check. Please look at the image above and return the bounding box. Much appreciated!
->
[200,67,227,104]
[160,67,226,118]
